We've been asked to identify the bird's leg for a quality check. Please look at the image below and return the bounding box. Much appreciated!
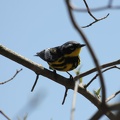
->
[53,69,56,74]
[66,72,73,80]
[53,70,58,79]
[49,66,57,78]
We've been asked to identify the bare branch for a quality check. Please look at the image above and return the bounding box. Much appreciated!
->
[31,74,39,92]
[0,44,73,88]
[70,1,120,12]
[0,69,22,85]
[83,0,97,20]
[108,102,120,120]
[91,101,120,120]
[77,85,115,119]
[109,103,120,110]
[74,59,120,80]
[70,0,120,28]
[70,0,110,28]
[106,90,120,102]
[62,87,68,105]
[81,0,109,28]
[90,110,105,120]
[0,110,11,120]
[90,105,116,120]
[82,13,109,28]
[84,66,120,89]
[0,45,115,119]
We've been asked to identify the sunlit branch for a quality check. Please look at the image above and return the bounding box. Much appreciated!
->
[106,90,120,102]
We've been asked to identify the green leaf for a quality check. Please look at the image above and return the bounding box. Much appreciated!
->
[93,87,101,99]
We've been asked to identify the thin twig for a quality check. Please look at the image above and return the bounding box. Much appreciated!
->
[82,13,109,28]
[75,0,109,28]
[31,74,39,92]
[84,66,120,89]
[0,110,11,120]
[0,68,22,85]
[83,0,97,20]
[71,0,116,28]
[106,90,120,102]
[62,87,68,105]
[82,0,109,28]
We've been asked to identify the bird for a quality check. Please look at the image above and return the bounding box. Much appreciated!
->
[35,41,85,78]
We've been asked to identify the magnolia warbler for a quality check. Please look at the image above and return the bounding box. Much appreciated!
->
[35,41,85,78]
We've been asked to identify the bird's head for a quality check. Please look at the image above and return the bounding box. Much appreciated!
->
[60,41,85,57]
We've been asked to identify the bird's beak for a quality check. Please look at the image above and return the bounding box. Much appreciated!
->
[80,44,86,47]
[34,54,38,56]
[34,52,39,56]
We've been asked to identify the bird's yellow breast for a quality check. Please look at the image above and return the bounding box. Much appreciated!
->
[47,48,81,71]
[65,48,81,57]
[48,56,80,71]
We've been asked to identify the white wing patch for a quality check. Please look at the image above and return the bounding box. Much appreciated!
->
[44,48,52,60]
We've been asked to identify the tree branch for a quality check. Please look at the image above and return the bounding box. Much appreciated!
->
[91,102,120,120]
[77,85,115,119]
[0,110,11,120]
[74,59,120,80]
[0,44,114,119]
[83,0,97,20]
[70,0,110,28]
[70,0,120,12]
[69,0,120,28]
[0,45,72,86]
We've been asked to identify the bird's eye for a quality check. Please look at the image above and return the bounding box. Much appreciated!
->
[68,44,75,51]
[50,48,56,53]
[69,46,75,51]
